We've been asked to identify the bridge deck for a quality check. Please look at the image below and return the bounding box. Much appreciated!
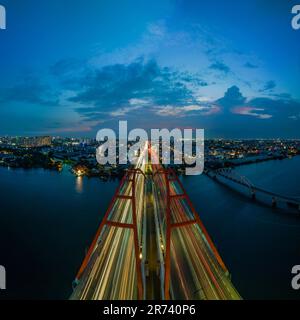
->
[71,145,241,300]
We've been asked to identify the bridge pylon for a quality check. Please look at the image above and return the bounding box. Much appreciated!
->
[74,168,146,300]
[152,165,229,300]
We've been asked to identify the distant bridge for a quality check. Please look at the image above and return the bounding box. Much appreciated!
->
[206,168,300,213]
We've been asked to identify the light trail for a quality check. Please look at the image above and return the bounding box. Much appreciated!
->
[150,145,241,300]
[71,142,241,300]
[71,143,148,300]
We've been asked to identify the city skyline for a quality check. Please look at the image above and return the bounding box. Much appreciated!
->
[0,0,299,138]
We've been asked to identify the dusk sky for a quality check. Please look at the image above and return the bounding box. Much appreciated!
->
[0,0,299,138]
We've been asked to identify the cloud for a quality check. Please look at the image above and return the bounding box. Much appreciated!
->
[109,98,152,117]
[69,58,199,120]
[129,98,151,106]
[260,80,276,92]
[50,58,85,77]
[154,104,220,117]
[271,92,292,100]
[248,96,300,118]
[244,62,258,69]
[179,72,209,87]
[288,113,300,120]
[231,106,272,119]
[109,105,143,117]
[67,56,223,122]
[0,78,58,107]
[147,21,166,38]
[209,61,230,74]
[217,85,246,108]
[215,85,300,122]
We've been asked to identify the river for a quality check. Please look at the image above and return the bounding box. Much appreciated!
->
[0,157,300,299]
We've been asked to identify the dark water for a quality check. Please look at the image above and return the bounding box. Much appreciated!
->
[0,167,118,300]
[0,157,300,300]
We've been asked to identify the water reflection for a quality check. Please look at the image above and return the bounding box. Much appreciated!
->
[75,176,83,194]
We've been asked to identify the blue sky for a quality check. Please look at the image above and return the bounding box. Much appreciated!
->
[0,0,299,138]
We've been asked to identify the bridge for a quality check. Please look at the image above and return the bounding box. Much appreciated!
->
[71,143,241,300]
[206,168,300,213]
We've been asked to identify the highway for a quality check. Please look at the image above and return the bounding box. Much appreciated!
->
[71,143,241,300]
[144,177,162,299]
[71,144,148,300]
[151,145,241,300]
